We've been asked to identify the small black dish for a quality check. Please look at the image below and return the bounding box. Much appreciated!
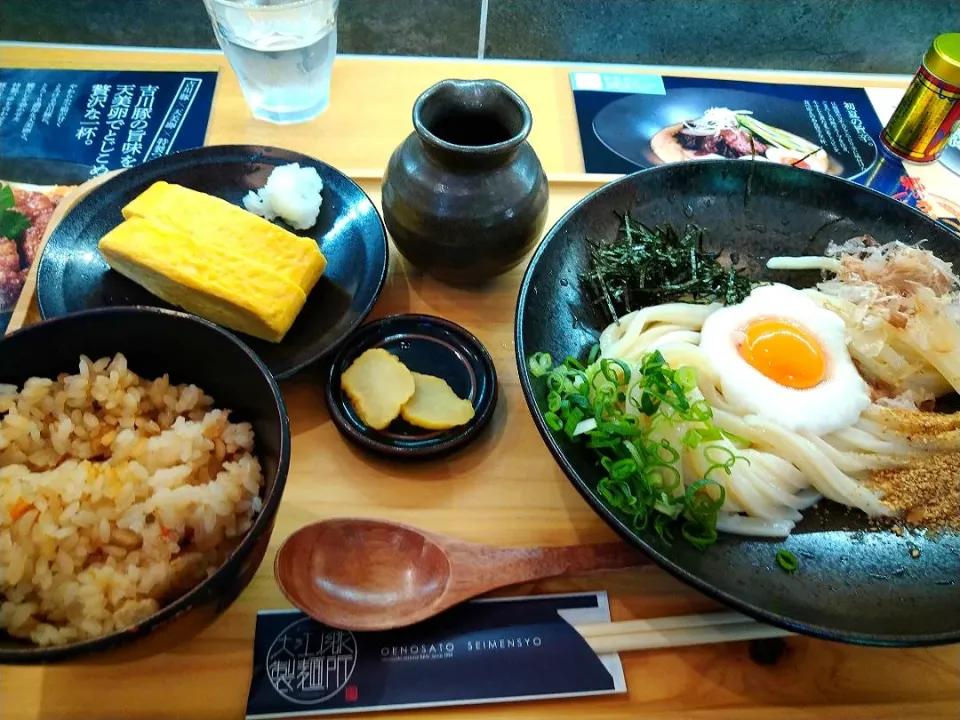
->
[326,314,498,458]
[36,144,389,379]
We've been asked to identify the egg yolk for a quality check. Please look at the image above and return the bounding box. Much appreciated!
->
[738,318,826,389]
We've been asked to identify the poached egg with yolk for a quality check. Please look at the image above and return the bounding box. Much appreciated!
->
[698,284,871,434]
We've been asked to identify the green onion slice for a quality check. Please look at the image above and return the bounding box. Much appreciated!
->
[544,411,562,432]
[776,549,798,573]
[529,353,552,377]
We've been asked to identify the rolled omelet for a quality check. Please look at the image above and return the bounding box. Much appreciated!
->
[99,216,306,343]
[122,181,326,295]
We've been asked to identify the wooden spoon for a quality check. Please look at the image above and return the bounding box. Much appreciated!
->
[274,517,647,632]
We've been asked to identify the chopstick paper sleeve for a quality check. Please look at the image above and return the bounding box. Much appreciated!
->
[246,592,625,719]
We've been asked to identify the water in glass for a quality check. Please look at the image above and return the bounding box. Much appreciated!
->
[204,0,339,124]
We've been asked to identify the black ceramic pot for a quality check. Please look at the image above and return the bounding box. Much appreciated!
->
[381,79,549,285]
[0,308,290,664]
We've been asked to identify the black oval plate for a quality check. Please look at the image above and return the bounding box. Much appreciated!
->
[515,159,960,646]
[327,314,498,458]
[592,87,878,181]
[36,145,389,379]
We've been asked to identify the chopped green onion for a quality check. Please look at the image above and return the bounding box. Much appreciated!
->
[598,477,635,509]
[688,400,712,422]
[654,497,683,519]
[697,426,723,443]
[546,370,567,393]
[596,420,644,437]
[674,366,698,392]
[653,513,675,542]
[588,344,601,364]
[529,346,740,551]
[640,391,659,416]
[652,439,680,466]
[600,358,630,385]
[720,429,751,448]
[569,393,591,410]
[776,549,798,573]
[588,435,621,449]
[681,428,702,448]
[573,417,597,436]
[529,353,552,377]
[563,408,585,438]
[652,464,683,493]
[630,505,651,531]
[609,458,636,481]
[703,445,746,479]
[547,391,562,413]
[681,521,718,550]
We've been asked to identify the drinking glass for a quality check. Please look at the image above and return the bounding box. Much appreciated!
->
[202,0,340,124]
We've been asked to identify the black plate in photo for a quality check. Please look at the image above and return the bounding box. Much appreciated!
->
[592,87,878,181]
[0,157,94,186]
[326,314,498,458]
[36,145,389,379]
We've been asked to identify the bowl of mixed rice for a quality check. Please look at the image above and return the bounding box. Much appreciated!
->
[0,307,290,663]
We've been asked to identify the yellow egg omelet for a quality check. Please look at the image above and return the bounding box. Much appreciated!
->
[99,217,306,343]
[122,181,326,295]
[98,181,328,343]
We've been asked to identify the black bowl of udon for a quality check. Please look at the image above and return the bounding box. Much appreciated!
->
[0,308,290,664]
[515,160,960,646]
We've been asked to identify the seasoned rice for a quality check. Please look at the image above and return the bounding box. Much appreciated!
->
[0,354,263,646]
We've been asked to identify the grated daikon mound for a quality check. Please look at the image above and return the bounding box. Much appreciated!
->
[243,163,324,231]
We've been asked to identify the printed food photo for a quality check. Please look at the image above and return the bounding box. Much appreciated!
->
[648,107,835,173]
[0,182,74,328]
[587,85,882,180]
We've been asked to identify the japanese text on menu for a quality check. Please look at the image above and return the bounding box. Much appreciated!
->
[0,76,207,177]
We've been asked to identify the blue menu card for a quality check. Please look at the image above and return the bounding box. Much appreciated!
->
[0,68,217,181]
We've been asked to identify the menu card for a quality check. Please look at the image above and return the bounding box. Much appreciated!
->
[0,68,217,184]
[245,592,626,718]
[571,72,959,233]
[0,68,217,334]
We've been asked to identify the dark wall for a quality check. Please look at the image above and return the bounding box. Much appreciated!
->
[0,0,957,74]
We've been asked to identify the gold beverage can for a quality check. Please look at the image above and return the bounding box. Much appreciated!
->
[881,33,960,163]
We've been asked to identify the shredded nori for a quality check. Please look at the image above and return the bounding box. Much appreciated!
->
[581,216,754,323]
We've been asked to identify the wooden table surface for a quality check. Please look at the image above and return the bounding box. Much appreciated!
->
[1,44,959,720]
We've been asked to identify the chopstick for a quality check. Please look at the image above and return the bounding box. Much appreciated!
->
[574,611,793,653]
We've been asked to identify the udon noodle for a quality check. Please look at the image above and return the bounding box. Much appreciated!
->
[596,269,960,538]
